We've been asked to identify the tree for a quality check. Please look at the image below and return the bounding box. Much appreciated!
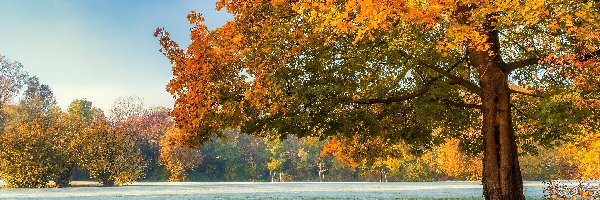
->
[0,55,28,127]
[159,127,203,182]
[426,139,483,181]
[122,106,174,179]
[51,99,99,187]
[109,96,145,124]
[156,1,599,199]
[0,76,64,188]
[0,123,64,188]
[557,131,600,179]
[265,137,287,182]
[77,109,145,186]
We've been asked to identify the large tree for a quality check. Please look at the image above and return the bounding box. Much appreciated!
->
[156,1,599,199]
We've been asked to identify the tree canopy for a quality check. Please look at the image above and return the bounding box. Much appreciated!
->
[156,1,599,199]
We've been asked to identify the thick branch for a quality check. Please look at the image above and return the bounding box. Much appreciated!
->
[506,49,598,72]
[508,85,543,98]
[504,56,544,73]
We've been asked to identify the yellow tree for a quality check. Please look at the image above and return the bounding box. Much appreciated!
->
[77,109,145,186]
[156,1,600,199]
[558,131,600,179]
[426,139,483,181]
[0,76,64,188]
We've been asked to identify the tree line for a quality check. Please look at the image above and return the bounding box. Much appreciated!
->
[183,130,598,183]
[0,55,190,187]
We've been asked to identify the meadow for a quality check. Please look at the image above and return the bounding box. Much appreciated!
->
[0,181,546,200]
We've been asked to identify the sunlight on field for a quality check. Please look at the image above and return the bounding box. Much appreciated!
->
[0,181,545,199]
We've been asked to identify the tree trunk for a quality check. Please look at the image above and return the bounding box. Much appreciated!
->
[102,180,115,187]
[98,173,115,187]
[470,29,525,199]
[54,164,74,188]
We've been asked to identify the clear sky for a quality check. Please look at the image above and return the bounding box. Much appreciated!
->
[0,0,231,111]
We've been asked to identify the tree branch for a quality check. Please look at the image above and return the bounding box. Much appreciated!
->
[510,103,530,120]
[508,85,543,98]
[423,63,482,95]
[355,86,430,104]
[354,58,467,105]
[504,56,545,73]
[505,49,598,72]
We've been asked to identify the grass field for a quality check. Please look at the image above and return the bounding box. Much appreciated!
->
[0,181,547,199]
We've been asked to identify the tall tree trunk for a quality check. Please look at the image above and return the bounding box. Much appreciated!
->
[470,28,525,199]
[479,66,524,200]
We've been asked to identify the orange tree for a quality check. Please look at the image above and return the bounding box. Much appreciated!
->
[156,1,599,199]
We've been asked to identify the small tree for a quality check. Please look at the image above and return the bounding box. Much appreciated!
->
[265,137,287,182]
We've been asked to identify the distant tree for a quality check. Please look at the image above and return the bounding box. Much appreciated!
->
[0,76,64,188]
[109,96,144,124]
[77,109,145,186]
[287,136,324,181]
[159,127,203,182]
[518,146,561,180]
[426,139,483,181]
[557,131,600,180]
[265,137,287,182]
[0,123,63,188]
[120,106,174,179]
[191,130,269,181]
[50,99,98,187]
[0,55,27,127]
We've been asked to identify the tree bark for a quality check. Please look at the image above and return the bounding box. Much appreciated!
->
[469,28,525,199]
[479,66,525,200]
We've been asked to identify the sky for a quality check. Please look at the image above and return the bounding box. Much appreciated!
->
[0,0,231,111]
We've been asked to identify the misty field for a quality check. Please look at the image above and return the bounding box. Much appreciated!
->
[0,181,546,199]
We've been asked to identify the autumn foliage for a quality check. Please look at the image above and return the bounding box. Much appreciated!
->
[157,1,599,199]
[159,127,203,182]
[0,56,179,187]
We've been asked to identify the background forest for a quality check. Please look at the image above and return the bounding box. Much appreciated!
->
[0,55,597,188]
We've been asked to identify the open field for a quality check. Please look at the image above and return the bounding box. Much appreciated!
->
[0,181,547,199]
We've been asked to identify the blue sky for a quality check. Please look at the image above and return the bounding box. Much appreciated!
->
[0,0,231,111]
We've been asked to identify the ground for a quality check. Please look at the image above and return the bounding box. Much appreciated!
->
[0,181,547,199]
